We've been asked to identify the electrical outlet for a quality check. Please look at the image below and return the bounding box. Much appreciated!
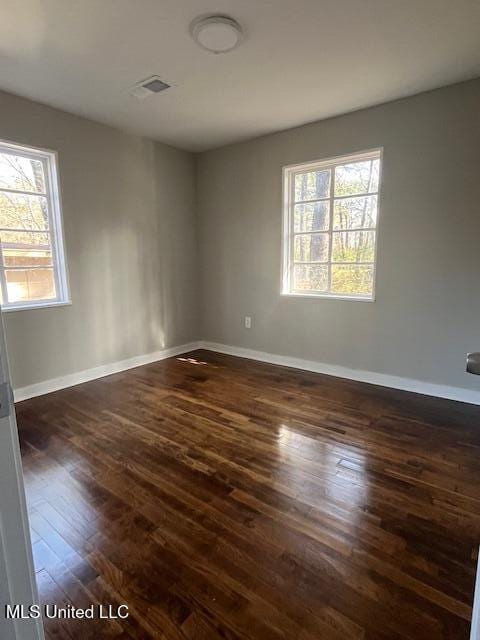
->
[245,316,252,329]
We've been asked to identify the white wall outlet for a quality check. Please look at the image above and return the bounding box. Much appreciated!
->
[245,316,252,329]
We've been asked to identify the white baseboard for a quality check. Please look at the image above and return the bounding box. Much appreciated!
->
[198,341,480,406]
[14,339,480,406]
[14,341,202,402]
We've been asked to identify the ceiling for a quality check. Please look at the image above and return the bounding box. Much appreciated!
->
[1,1,479,152]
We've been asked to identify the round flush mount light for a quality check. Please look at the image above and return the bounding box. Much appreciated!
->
[190,15,243,54]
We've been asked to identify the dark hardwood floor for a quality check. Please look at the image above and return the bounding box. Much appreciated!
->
[16,349,480,640]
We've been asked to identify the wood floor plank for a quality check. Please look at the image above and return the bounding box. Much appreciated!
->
[16,349,480,639]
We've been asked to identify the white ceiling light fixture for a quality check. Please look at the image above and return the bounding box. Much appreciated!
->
[190,15,243,54]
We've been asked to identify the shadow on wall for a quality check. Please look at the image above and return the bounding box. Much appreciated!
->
[154,142,198,352]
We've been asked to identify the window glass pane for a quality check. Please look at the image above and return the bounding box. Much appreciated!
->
[295,169,330,202]
[0,229,51,248]
[0,153,46,193]
[3,248,52,268]
[331,265,373,296]
[294,233,329,262]
[332,230,375,263]
[293,264,328,292]
[1,227,53,273]
[294,202,329,232]
[334,159,379,197]
[0,192,49,230]
[333,195,377,230]
[5,268,56,303]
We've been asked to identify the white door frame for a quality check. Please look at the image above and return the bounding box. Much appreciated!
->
[0,308,44,640]
[471,550,480,640]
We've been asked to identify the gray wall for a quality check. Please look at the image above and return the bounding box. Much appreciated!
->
[197,79,480,391]
[3,79,480,394]
[0,90,198,389]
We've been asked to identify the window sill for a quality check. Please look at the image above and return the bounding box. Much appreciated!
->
[1,300,72,313]
[281,292,375,302]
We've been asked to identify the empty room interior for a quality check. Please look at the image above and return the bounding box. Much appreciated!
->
[1,2,480,639]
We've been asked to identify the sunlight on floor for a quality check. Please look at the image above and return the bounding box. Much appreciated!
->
[176,357,208,365]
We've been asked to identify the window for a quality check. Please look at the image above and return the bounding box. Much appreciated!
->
[0,140,70,310]
[282,149,382,300]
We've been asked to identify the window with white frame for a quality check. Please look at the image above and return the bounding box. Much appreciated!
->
[0,140,69,310]
[282,149,382,300]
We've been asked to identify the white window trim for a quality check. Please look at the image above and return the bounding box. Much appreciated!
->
[281,147,383,302]
[0,138,71,312]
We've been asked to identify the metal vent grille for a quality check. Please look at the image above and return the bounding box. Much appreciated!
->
[142,78,170,93]
[129,76,171,99]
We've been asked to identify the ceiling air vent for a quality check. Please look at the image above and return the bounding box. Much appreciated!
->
[129,76,171,100]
